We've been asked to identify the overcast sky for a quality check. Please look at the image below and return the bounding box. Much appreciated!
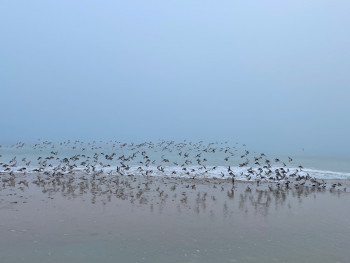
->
[1,0,349,155]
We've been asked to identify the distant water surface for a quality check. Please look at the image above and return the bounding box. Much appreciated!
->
[1,141,349,179]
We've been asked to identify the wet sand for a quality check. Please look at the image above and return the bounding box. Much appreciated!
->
[1,174,350,263]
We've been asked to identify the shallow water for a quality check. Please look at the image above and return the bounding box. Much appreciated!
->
[1,177,350,263]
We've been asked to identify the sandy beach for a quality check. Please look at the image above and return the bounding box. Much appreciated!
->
[1,173,350,263]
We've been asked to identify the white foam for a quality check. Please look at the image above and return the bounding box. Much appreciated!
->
[2,165,350,181]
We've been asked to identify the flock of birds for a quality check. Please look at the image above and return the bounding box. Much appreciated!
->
[0,140,347,209]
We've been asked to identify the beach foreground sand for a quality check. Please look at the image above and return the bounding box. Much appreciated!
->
[1,174,350,263]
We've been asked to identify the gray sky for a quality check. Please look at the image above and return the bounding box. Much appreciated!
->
[1,0,349,155]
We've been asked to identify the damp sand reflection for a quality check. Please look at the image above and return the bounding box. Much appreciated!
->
[1,173,350,263]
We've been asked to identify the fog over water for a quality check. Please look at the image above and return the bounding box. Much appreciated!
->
[1,1,350,156]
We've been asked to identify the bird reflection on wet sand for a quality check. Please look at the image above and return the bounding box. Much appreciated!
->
[1,170,348,217]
